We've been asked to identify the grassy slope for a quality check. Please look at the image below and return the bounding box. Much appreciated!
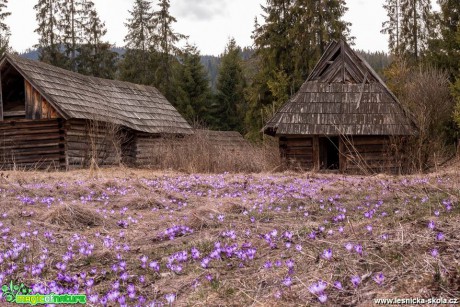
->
[0,167,459,306]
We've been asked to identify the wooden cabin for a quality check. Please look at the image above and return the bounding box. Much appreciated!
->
[0,53,193,170]
[263,40,418,174]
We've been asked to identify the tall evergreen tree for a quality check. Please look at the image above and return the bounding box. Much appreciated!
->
[76,7,117,78]
[151,0,187,100]
[381,0,402,55]
[125,0,154,52]
[426,0,460,77]
[119,0,155,85]
[0,0,10,56]
[34,0,64,66]
[382,0,431,60]
[175,43,212,124]
[58,0,93,70]
[213,39,247,132]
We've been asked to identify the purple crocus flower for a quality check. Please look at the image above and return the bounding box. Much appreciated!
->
[318,293,328,303]
[345,242,353,251]
[165,293,175,304]
[373,272,385,285]
[351,275,361,287]
[309,280,327,294]
[334,281,342,290]
[322,249,333,260]
[149,261,160,272]
[354,244,363,256]
[282,276,292,287]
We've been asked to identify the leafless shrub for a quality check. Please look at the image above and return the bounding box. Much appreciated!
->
[396,66,455,172]
[85,119,128,175]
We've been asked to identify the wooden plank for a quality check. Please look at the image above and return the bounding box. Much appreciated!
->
[339,137,346,172]
[33,88,42,120]
[3,111,26,117]
[350,136,389,146]
[0,68,3,121]
[312,136,320,171]
[286,138,313,147]
[25,81,34,119]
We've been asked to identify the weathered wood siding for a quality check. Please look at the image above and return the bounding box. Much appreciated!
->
[342,136,399,174]
[24,80,58,120]
[134,132,163,167]
[65,119,121,169]
[0,119,65,169]
[279,136,314,169]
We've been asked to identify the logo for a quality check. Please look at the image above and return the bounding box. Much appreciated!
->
[1,282,86,305]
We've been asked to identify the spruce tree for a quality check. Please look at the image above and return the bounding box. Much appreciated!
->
[175,43,212,124]
[382,0,431,60]
[213,39,247,132]
[58,0,91,70]
[0,0,10,56]
[151,0,188,100]
[426,0,460,77]
[76,7,117,78]
[120,0,155,85]
[34,0,68,67]
[381,0,401,55]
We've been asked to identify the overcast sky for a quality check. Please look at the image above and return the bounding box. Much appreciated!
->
[7,0,439,56]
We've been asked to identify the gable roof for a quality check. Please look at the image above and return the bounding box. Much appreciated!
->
[0,53,193,135]
[263,40,417,136]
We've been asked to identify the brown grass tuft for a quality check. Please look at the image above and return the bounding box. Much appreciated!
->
[44,204,105,229]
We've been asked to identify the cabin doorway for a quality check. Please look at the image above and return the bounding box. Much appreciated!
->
[319,137,339,170]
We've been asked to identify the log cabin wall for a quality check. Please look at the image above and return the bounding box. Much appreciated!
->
[279,136,314,170]
[134,132,164,167]
[0,119,65,170]
[64,119,122,169]
[341,136,399,174]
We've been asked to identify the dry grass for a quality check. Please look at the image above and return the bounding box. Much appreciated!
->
[0,168,459,306]
[139,134,281,173]
[44,204,106,230]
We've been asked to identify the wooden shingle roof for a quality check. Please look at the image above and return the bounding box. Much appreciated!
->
[195,130,249,148]
[1,53,193,134]
[263,40,417,136]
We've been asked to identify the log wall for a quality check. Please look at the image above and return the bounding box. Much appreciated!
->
[65,119,122,169]
[279,136,314,169]
[0,119,65,170]
[134,133,164,167]
[342,136,400,174]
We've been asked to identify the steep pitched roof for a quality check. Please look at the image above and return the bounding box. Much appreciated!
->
[0,53,193,134]
[263,40,417,136]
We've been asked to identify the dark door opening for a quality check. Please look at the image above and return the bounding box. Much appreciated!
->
[319,137,339,170]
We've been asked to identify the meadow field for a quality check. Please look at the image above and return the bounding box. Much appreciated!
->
[0,166,459,306]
